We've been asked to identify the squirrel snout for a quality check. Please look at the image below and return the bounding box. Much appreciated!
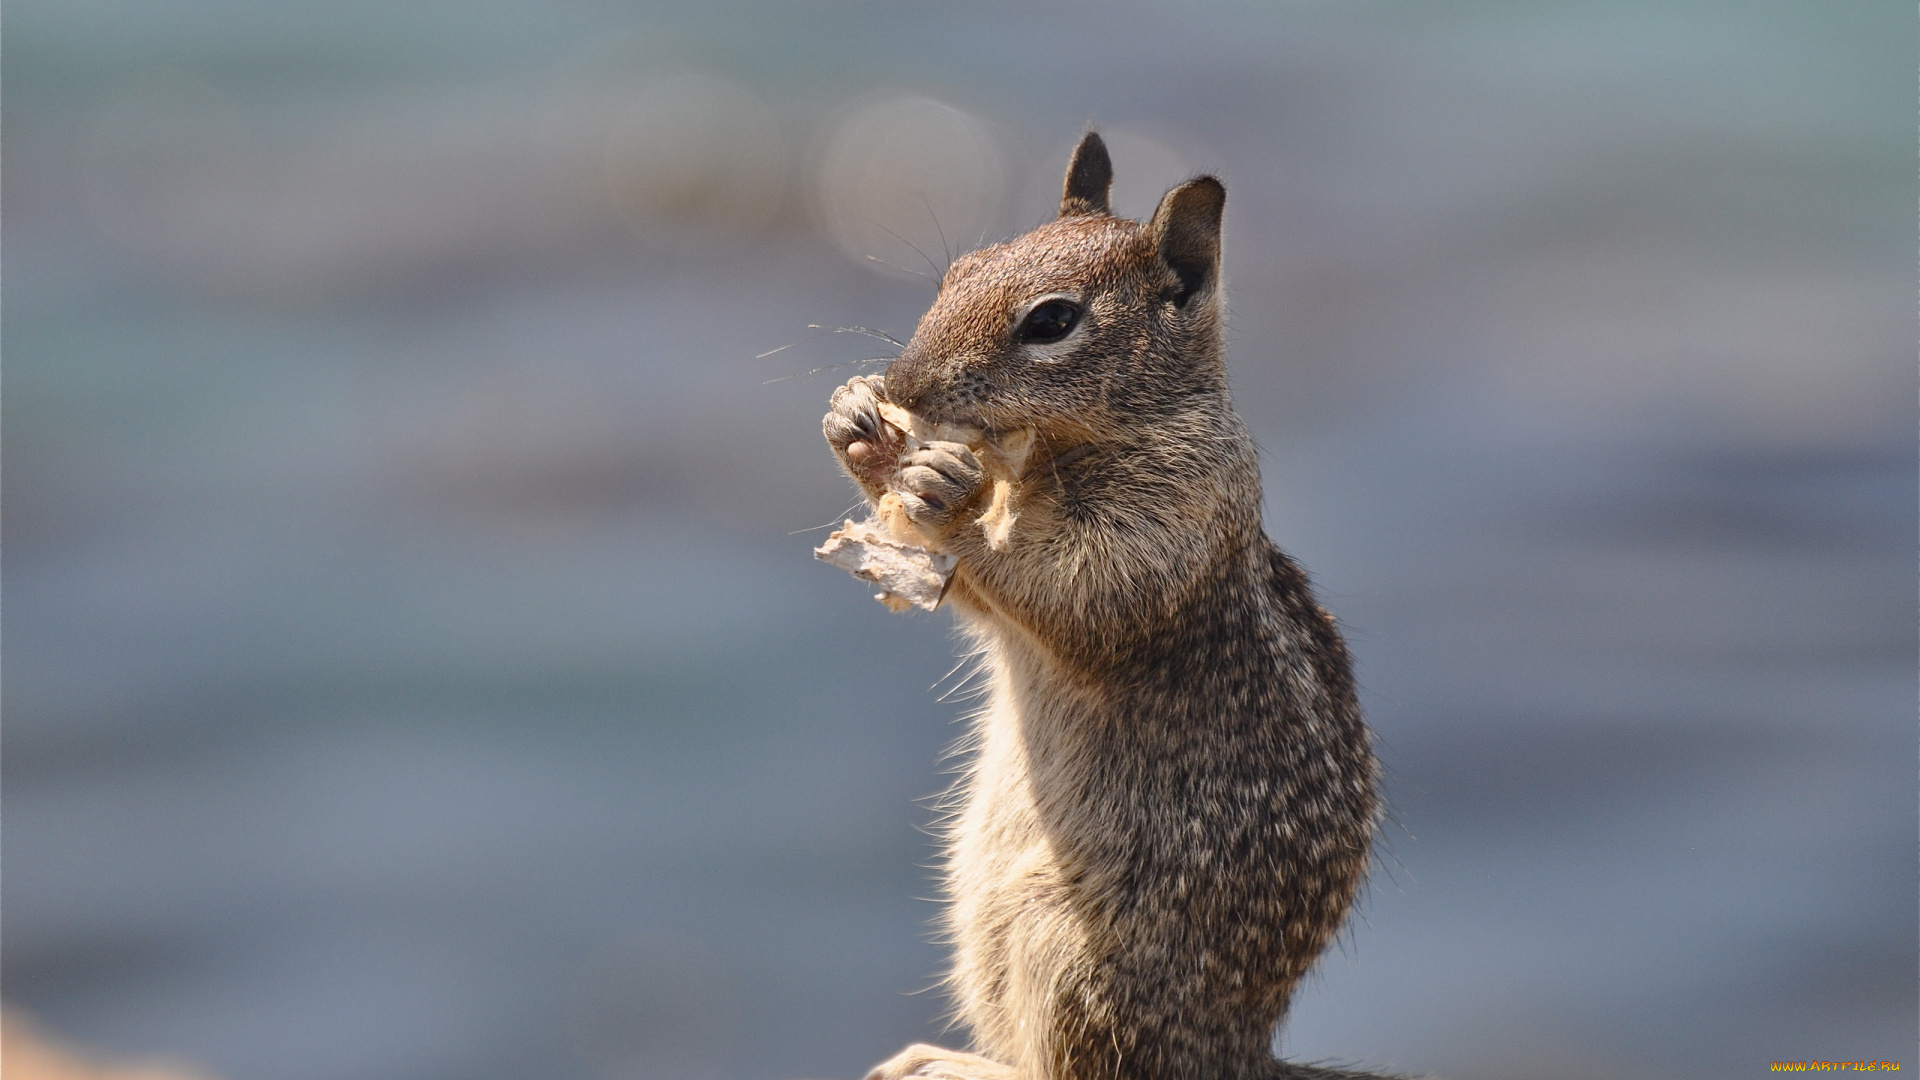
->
[881,349,934,413]
[883,342,989,421]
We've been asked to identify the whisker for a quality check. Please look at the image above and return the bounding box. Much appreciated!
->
[825,325,907,349]
[919,192,952,268]
[873,222,945,280]
[868,254,935,279]
[761,324,905,358]
[788,499,870,535]
[761,355,893,385]
[756,325,851,361]
[758,322,906,384]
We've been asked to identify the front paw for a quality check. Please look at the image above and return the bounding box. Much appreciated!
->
[823,374,900,493]
[866,1044,1013,1080]
[895,441,984,531]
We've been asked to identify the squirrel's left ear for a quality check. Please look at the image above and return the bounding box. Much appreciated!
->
[1147,177,1224,309]
[1059,132,1113,217]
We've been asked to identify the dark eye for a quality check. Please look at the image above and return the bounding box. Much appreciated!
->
[1017,299,1080,344]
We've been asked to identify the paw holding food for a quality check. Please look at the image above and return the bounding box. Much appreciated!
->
[823,375,901,490]
[896,442,985,530]
[815,392,1035,611]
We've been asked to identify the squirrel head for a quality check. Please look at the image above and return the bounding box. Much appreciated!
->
[884,132,1228,444]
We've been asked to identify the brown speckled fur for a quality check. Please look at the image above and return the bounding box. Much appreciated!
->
[823,133,1399,1080]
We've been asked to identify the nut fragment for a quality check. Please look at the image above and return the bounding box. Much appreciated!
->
[877,402,982,448]
[875,403,1033,552]
[814,517,957,612]
[817,401,1037,610]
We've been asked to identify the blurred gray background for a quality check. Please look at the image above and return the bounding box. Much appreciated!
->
[5,3,1913,1079]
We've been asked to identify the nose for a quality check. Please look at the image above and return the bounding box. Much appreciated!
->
[882,342,933,412]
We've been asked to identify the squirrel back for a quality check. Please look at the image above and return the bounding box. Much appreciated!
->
[824,132,1392,1080]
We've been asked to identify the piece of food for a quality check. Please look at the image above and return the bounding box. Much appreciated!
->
[814,515,958,612]
[971,428,1033,552]
[817,400,1037,610]
[875,403,1034,552]
[877,401,981,448]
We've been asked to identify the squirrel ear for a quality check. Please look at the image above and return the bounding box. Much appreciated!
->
[1147,176,1224,308]
[1059,131,1113,217]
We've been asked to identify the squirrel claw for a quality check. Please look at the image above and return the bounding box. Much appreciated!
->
[896,441,985,530]
[824,374,897,492]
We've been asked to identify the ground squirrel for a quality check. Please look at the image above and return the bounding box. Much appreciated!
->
[821,133,1391,1080]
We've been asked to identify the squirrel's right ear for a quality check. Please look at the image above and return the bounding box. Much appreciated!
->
[1059,131,1113,217]
[1147,176,1224,309]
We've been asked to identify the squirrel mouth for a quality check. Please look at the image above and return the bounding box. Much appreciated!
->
[908,403,989,432]
[889,401,995,444]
